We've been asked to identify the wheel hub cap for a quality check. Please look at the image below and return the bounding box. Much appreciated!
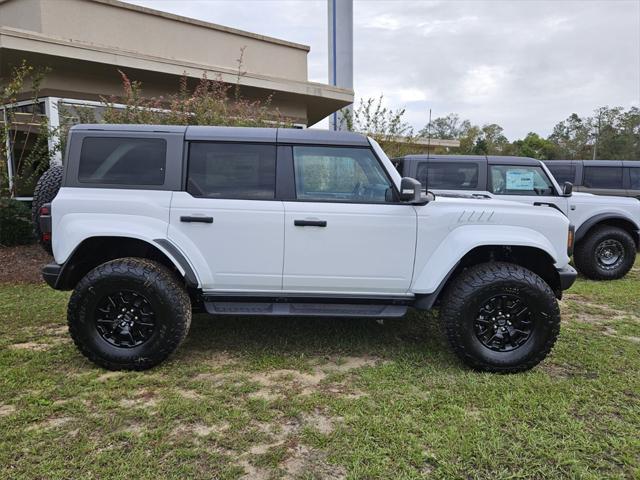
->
[474,294,534,352]
[94,291,156,348]
[595,239,624,269]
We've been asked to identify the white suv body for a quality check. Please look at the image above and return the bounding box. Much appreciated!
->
[37,125,576,373]
[395,154,640,280]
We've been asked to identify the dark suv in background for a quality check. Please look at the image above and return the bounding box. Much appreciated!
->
[543,160,640,198]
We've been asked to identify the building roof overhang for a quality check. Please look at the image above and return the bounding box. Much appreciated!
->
[0,26,353,125]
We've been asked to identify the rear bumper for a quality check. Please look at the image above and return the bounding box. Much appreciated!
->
[42,263,63,289]
[557,264,577,291]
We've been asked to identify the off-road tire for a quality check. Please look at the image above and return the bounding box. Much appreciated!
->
[31,165,63,254]
[573,226,636,280]
[68,258,191,370]
[439,262,560,373]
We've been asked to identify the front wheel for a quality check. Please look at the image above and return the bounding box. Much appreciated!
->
[439,262,560,373]
[68,258,191,370]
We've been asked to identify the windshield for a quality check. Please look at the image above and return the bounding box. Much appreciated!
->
[367,137,402,190]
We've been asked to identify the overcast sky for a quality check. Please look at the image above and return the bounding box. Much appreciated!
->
[126,0,640,139]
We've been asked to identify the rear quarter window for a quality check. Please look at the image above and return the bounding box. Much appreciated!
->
[583,166,623,189]
[78,137,166,185]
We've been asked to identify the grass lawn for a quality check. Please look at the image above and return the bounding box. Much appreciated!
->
[0,264,638,479]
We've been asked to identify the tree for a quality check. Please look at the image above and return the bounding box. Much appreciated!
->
[548,113,593,159]
[418,113,471,140]
[510,132,556,159]
[340,96,415,157]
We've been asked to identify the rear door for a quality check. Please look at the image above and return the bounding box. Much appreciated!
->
[282,145,417,295]
[581,163,625,196]
[169,141,284,292]
[544,161,577,186]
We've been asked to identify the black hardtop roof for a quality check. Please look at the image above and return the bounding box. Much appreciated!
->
[395,154,541,166]
[70,124,369,146]
[543,159,640,167]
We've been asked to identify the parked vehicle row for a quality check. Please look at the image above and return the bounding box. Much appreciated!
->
[34,125,577,373]
[394,155,640,280]
[543,159,640,198]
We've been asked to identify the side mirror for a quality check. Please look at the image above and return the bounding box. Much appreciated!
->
[562,181,573,196]
[400,177,424,204]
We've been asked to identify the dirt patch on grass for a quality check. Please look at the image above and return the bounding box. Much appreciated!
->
[8,341,52,351]
[0,244,52,284]
[119,389,158,410]
[245,356,383,399]
[541,362,598,380]
[282,444,346,479]
[26,416,74,431]
[172,421,229,439]
[0,404,16,417]
[96,371,125,382]
[302,409,341,434]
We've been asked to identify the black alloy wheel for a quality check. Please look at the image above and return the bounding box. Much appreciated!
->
[474,294,533,352]
[94,290,157,348]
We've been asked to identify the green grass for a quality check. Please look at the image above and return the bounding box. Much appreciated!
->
[0,269,639,479]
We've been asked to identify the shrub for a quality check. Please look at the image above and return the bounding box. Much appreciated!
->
[0,198,33,246]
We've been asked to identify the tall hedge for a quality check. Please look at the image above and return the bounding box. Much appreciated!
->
[0,198,33,246]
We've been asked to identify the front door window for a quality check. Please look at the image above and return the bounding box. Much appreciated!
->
[293,146,394,203]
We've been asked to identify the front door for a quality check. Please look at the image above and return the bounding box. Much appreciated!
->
[282,145,417,295]
[488,163,570,215]
[169,142,284,292]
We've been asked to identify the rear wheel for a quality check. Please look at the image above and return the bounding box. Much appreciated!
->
[574,226,636,280]
[68,258,191,370]
[439,262,560,373]
[31,165,63,254]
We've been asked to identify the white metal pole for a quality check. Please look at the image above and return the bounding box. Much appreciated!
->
[2,108,15,195]
[43,96,62,165]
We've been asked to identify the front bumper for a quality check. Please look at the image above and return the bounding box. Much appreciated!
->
[42,263,63,289]
[557,264,578,291]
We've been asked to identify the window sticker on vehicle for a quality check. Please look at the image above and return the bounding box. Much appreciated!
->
[506,170,534,190]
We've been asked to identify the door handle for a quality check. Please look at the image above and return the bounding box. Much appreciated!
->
[180,216,213,223]
[294,219,327,227]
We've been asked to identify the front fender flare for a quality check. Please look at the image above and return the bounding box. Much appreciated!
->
[411,225,560,295]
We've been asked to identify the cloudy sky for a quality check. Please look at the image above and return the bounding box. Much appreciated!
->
[127,0,640,139]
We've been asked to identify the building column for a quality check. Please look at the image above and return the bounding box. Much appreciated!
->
[328,0,353,131]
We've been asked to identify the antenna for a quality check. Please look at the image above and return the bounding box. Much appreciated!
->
[426,108,432,160]
[424,108,432,194]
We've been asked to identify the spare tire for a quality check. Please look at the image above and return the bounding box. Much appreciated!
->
[32,165,63,254]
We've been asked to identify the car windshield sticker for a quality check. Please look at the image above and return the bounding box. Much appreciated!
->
[506,170,534,190]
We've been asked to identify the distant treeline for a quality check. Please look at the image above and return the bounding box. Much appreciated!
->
[343,98,639,160]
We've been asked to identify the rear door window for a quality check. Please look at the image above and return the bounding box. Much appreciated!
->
[416,162,479,190]
[489,165,556,195]
[583,166,623,189]
[187,143,276,200]
[545,163,576,184]
[628,168,640,190]
[78,137,166,185]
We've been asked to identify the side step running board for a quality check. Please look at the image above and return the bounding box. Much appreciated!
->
[204,301,408,318]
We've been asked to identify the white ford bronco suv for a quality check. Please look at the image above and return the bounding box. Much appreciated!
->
[36,125,577,373]
[395,155,640,280]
